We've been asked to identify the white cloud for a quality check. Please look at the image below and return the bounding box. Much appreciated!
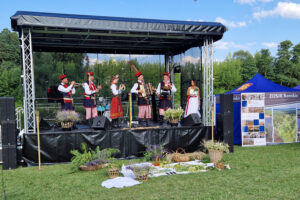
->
[234,0,256,4]
[262,42,278,48]
[187,19,204,22]
[254,2,300,20]
[234,0,273,4]
[108,54,152,59]
[247,42,257,47]
[89,58,103,65]
[215,17,246,28]
[215,41,254,50]
[259,0,273,2]
[181,56,200,64]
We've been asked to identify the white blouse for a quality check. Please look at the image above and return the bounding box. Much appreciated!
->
[111,84,121,96]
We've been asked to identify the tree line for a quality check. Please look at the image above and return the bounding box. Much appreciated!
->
[1,28,300,106]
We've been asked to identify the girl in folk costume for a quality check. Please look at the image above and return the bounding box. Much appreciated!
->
[57,74,76,111]
[83,72,102,120]
[130,72,152,127]
[156,72,177,124]
[110,75,125,128]
[184,80,201,118]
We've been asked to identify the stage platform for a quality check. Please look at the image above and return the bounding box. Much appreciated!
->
[23,125,211,163]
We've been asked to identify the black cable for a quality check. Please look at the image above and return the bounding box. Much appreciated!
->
[1,164,7,200]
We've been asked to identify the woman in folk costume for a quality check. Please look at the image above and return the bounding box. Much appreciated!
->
[184,80,201,118]
[57,74,76,111]
[110,74,125,128]
[156,72,177,124]
[83,72,102,121]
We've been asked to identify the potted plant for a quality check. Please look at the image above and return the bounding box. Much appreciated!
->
[56,111,80,130]
[70,143,100,172]
[70,143,119,172]
[203,140,229,163]
[164,108,184,126]
[143,144,166,166]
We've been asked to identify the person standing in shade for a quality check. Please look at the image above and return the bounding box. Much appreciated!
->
[156,72,177,124]
[57,74,76,111]
[110,74,125,128]
[184,79,201,118]
[130,72,152,127]
[83,72,102,122]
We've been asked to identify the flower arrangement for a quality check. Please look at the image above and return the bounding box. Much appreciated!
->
[70,143,120,172]
[203,140,229,153]
[164,108,184,124]
[127,164,152,181]
[56,111,80,122]
[143,144,166,161]
[203,140,229,163]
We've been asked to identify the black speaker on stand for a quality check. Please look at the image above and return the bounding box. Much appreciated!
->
[218,94,234,153]
[91,116,111,130]
[181,113,202,126]
[0,97,17,169]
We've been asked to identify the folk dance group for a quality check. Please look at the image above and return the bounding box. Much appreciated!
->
[57,71,200,128]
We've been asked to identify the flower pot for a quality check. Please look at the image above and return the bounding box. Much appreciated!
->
[169,119,179,127]
[152,156,161,166]
[61,121,73,130]
[208,150,223,163]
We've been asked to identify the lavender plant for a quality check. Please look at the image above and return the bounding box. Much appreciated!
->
[56,111,80,122]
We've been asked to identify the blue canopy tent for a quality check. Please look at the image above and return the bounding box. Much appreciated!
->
[216,73,300,145]
[293,85,300,90]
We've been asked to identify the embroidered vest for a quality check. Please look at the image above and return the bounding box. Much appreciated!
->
[60,84,73,103]
[83,80,96,99]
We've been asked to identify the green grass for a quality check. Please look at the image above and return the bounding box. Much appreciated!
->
[1,143,300,200]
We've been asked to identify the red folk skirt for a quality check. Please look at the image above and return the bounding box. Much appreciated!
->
[110,96,123,119]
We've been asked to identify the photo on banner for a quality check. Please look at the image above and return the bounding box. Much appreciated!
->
[241,93,266,147]
[264,92,300,144]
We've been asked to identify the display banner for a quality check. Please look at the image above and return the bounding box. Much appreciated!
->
[264,92,300,144]
[241,93,266,147]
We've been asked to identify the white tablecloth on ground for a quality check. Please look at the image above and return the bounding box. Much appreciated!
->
[101,177,141,189]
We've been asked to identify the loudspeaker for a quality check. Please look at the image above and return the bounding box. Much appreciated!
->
[2,144,17,170]
[91,116,111,130]
[220,94,233,114]
[0,97,15,121]
[216,113,234,152]
[181,114,202,126]
[47,86,63,103]
[40,118,51,130]
[1,120,17,145]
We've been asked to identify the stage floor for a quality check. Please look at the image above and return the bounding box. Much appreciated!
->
[23,124,211,163]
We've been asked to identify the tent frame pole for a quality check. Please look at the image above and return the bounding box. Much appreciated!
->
[21,28,36,133]
[202,38,214,126]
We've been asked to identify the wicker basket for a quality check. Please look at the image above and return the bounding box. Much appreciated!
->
[208,150,223,163]
[106,167,120,178]
[96,164,104,169]
[61,121,73,129]
[133,169,149,182]
[79,165,96,171]
[172,148,190,162]
[187,151,206,160]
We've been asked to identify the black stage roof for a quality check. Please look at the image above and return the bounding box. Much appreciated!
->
[11,11,227,55]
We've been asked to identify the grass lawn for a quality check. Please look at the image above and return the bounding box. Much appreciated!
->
[1,143,300,200]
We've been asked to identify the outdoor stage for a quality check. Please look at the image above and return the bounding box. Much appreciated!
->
[23,125,210,163]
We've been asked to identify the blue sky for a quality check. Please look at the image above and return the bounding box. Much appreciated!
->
[1,0,300,62]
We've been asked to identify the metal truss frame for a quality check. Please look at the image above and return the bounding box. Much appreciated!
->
[21,28,36,133]
[202,38,215,126]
